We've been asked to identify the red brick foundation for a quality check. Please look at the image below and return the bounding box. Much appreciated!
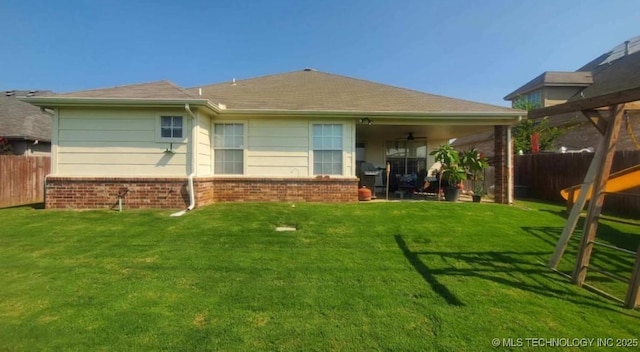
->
[45,177,190,209]
[46,176,359,209]
[204,177,359,203]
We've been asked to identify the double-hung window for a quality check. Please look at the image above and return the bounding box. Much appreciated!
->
[313,124,343,175]
[160,116,183,139]
[214,123,244,174]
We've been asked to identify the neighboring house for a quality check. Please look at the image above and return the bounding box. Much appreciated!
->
[25,69,523,209]
[454,36,640,155]
[0,90,52,155]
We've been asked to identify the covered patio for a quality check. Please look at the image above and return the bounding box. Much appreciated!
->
[353,113,522,203]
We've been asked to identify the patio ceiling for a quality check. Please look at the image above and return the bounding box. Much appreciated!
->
[356,123,495,142]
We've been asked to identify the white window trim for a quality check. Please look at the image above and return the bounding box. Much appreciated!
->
[156,115,188,143]
[212,120,248,175]
[309,122,347,176]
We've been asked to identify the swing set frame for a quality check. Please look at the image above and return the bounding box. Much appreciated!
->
[529,86,640,309]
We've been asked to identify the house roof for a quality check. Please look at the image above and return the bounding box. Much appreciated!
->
[450,130,494,148]
[4,90,53,98]
[53,80,197,99]
[503,71,594,100]
[583,35,640,68]
[190,69,517,114]
[0,96,52,141]
[24,70,522,125]
[25,80,222,113]
[570,50,640,100]
[505,35,640,102]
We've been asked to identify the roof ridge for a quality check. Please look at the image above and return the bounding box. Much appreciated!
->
[190,69,514,111]
[188,70,316,89]
[164,80,199,98]
[56,80,179,95]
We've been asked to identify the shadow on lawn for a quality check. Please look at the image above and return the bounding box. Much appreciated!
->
[395,235,465,306]
[1,202,45,210]
[522,224,637,282]
[394,234,638,316]
[537,209,639,251]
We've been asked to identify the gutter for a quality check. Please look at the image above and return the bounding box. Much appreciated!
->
[23,96,522,121]
[219,109,523,119]
[22,97,222,115]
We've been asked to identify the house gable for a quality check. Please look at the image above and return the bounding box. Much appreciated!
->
[190,69,517,114]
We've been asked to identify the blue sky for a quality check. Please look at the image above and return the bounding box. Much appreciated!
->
[1,0,638,106]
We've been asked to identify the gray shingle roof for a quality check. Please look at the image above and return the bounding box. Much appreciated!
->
[506,36,640,102]
[29,71,520,116]
[504,72,593,100]
[3,90,53,98]
[189,70,516,113]
[571,50,640,100]
[54,80,197,99]
[0,96,51,141]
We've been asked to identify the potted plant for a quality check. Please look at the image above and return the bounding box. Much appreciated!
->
[460,147,489,203]
[442,165,467,201]
[429,144,467,201]
[471,184,485,203]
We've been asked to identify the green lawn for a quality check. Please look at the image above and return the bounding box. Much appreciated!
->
[1,200,638,351]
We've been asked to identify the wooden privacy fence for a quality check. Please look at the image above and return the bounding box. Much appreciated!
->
[0,155,51,208]
[514,151,640,215]
[461,166,495,196]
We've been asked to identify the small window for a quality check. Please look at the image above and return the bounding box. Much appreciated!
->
[525,90,542,108]
[160,116,183,139]
[313,124,343,175]
[214,123,244,174]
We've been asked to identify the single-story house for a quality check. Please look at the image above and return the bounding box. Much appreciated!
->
[454,36,640,155]
[25,69,523,209]
[0,90,52,155]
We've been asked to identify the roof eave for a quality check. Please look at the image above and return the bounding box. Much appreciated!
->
[504,87,542,101]
[505,83,593,101]
[21,97,222,114]
[2,135,51,142]
[221,108,523,119]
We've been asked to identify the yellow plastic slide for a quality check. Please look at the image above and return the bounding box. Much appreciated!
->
[560,164,640,202]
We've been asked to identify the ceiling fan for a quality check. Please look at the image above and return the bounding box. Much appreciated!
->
[406,132,427,141]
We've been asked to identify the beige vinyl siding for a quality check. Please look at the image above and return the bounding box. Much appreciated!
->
[197,113,212,175]
[364,142,386,167]
[246,119,310,176]
[55,108,190,177]
[544,87,584,107]
[241,119,355,177]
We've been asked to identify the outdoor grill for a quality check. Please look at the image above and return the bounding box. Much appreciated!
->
[360,162,381,198]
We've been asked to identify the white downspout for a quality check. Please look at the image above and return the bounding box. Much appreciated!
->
[185,104,197,211]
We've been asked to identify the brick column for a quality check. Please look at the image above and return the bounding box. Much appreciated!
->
[494,125,509,204]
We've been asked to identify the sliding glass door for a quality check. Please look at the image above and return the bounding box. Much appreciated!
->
[385,140,427,176]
